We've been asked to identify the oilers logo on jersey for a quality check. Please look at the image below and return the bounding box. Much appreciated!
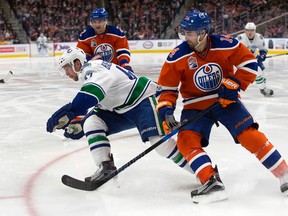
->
[194,63,222,92]
[94,43,114,62]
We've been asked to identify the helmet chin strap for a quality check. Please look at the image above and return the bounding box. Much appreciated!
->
[73,68,80,74]
[71,61,81,74]
[194,33,208,49]
[72,67,80,81]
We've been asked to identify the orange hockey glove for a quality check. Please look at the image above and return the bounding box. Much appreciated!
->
[218,76,241,108]
[156,101,180,134]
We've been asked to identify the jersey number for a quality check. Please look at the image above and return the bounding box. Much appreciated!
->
[116,65,136,80]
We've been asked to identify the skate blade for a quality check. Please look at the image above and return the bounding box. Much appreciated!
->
[192,190,228,204]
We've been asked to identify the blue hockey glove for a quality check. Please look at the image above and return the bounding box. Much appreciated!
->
[257,50,267,62]
[218,76,241,108]
[46,103,76,133]
[156,101,180,134]
[64,116,84,140]
[256,55,266,71]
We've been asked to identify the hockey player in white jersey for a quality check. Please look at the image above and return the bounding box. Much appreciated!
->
[237,22,273,96]
[36,33,48,57]
[46,47,193,185]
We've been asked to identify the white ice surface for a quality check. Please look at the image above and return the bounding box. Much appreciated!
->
[0,53,288,216]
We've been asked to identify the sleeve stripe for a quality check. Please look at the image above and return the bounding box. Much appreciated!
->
[237,59,257,68]
[117,53,131,59]
[80,83,106,101]
[242,67,258,75]
[237,60,258,75]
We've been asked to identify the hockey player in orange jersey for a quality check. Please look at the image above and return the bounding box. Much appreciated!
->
[156,10,288,204]
[77,8,133,72]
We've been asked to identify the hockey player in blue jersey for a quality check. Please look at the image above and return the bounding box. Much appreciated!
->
[46,47,192,186]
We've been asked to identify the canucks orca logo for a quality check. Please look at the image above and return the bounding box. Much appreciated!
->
[194,63,222,92]
[94,43,114,62]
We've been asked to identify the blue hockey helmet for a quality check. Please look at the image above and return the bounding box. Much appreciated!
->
[180,10,211,33]
[90,8,108,21]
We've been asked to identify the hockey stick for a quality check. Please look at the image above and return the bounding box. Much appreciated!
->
[0,71,13,83]
[61,101,220,191]
[266,53,288,58]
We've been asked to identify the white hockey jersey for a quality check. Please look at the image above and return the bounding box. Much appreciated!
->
[236,32,267,56]
[36,35,48,48]
[79,60,158,113]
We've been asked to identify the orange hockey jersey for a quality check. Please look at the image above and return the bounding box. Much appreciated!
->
[157,35,258,110]
[77,25,131,68]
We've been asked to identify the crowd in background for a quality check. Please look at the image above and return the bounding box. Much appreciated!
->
[190,0,288,37]
[0,6,20,44]
[0,0,287,44]
[8,0,95,42]
[107,0,184,40]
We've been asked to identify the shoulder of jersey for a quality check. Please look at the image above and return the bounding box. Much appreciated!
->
[106,25,126,37]
[210,34,239,49]
[255,32,264,39]
[81,61,92,73]
[166,41,193,62]
[236,33,245,40]
[80,60,103,75]
[79,26,95,40]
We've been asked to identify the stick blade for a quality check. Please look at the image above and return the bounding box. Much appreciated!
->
[61,175,97,191]
[0,71,13,83]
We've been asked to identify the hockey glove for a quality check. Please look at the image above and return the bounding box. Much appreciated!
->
[63,109,98,139]
[156,101,180,134]
[257,50,267,62]
[218,76,241,108]
[64,116,84,140]
[46,103,76,133]
[91,54,102,60]
[122,63,134,73]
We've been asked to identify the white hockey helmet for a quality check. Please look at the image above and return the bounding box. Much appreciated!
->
[58,47,86,73]
[245,22,256,30]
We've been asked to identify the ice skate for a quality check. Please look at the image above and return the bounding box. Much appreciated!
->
[85,155,117,184]
[260,88,274,96]
[280,172,288,196]
[191,166,228,204]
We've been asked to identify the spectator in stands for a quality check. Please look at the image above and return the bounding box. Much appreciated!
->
[0,35,8,45]
[0,7,20,44]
